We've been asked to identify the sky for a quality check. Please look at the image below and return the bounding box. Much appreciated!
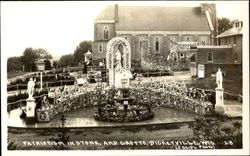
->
[1,1,248,58]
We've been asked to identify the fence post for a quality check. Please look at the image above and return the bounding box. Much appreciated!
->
[61,80,63,86]
[16,84,19,90]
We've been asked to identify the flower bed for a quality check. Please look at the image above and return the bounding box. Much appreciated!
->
[133,68,173,77]
[33,82,213,122]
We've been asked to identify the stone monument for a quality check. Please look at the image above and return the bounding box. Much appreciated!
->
[215,68,224,113]
[106,37,132,87]
[26,78,37,123]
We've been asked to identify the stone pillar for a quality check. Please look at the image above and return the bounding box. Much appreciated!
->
[215,88,224,113]
[26,97,37,123]
[148,34,151,54]
[163,34,167,58]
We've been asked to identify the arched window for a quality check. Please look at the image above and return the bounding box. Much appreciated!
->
[180,53,184,58]
[98,44,103,53]
[170,37,175,48]
[139,38,143,52]
[186,37,190,42]
[104,26,109,40]
[201,38,206,45]
[155,37,159,52]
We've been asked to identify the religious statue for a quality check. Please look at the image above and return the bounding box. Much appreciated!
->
[115,49,122,68]
[27,78,35,99]
[84,50,92,65]
[216,68,223,89]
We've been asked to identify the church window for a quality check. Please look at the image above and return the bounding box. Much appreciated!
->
[98,44,103,53]
[104,26,109,40]
[139,38,143,52]
[155,37,159,52]
[234,52,238,62]
[201,38,206,45]
[170,37,176,48]
[207,52,213,62]
[180,53,184,58]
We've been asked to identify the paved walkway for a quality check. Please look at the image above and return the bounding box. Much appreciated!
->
[224,100,242,117]
[8,107,196,128]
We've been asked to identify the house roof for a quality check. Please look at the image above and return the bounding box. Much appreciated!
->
[197,45,232,49]
[216,27,243,38]
[95,5,211,31]
[34,60,45,64]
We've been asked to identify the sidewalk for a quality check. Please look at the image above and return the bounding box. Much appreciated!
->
[224,100,242,117]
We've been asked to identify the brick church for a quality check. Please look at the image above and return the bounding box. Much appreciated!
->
[92,3,217,66]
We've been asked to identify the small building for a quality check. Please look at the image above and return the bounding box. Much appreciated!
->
[34,60,45,71]
[193,19,243,78]
[217,19,243,64]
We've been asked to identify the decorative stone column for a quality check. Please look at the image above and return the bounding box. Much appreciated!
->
[26,97,37,123]
[215,88,224,113]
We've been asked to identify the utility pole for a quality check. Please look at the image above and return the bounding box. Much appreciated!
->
[40,72,43,91]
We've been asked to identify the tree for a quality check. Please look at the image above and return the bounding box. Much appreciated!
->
[44,59,52,70]
[7,56,23,72]
[35,48,52,59]
[53,61,58,69]
[59,54,74,67]
[20,48,52,71]
[20,48,39,71]
[218,17,233,35]
[73,41,92,65]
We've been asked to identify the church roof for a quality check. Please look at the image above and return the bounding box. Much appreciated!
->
[216,27,243,38]
[95,5,211,31]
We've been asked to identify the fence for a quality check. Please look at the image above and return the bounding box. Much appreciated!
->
[7,94,48,112]
[7,70,174,92]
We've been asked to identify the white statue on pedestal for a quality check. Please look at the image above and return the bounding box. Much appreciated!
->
[27,78,35,99]
[115,50,122,69]
[216,68,223,89]
[84,50,92,65]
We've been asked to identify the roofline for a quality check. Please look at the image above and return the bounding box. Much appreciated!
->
[197,45,232,48]
[116,31,211,35]
[94,20,115,24]
[216,33,242,38]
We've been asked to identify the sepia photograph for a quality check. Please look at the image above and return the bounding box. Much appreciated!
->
[1,1,249,155]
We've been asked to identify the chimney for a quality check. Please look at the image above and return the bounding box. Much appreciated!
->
[114,4,119,22]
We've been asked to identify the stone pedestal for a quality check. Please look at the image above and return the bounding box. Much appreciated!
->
[113,69,131,88]
[26,98,37,123]
[215,88,224,113]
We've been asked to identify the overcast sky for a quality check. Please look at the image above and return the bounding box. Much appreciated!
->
[1,1,248,58]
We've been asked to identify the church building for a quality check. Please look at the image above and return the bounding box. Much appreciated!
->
[92,4,217,66]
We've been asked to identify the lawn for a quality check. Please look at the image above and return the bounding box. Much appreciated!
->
[188,76,242,95]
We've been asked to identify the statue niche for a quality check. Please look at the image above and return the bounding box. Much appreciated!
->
[106,37,132,87]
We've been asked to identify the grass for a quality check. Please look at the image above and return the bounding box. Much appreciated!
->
[188,76,242,95]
